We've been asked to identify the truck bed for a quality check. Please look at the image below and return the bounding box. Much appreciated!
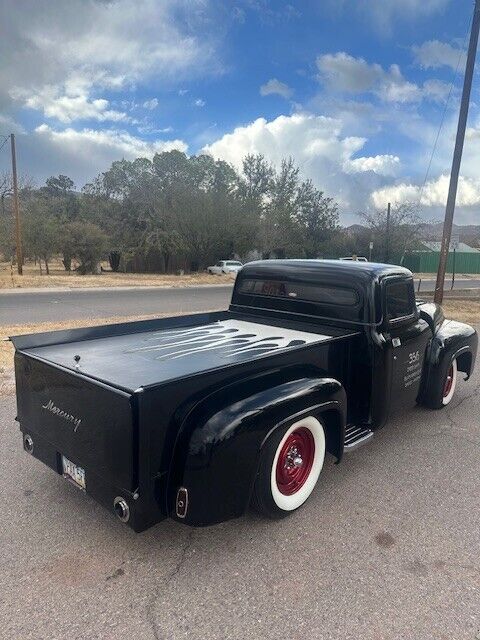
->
[13,311,358,393]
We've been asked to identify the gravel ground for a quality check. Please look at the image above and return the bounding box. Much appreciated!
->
[1,363,479,640]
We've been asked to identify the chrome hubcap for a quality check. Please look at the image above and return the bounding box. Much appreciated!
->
[285,446,303,469]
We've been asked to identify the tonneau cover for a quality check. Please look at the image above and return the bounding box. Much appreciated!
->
[16,318,354,392]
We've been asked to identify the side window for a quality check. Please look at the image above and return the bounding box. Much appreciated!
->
[386,281,415,321]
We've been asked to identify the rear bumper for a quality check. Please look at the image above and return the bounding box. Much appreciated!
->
[20,426,164,533]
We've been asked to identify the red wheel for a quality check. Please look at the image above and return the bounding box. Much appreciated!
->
[275,427,315,496]
[252,416,325,518]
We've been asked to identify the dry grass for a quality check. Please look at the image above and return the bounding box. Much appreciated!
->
[415,272,478,280]
[0,259,233,289]
[440,299,480,325]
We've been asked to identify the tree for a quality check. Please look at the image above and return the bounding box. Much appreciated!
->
[262,158,300,257]
[23,203,58,274]
[45,175,74,194]
[66,222,107,274]
[39,175,80,269]
[239,154,274,204]
[13,150,342,275]
[294,179,339,258]
[359,203,426,263]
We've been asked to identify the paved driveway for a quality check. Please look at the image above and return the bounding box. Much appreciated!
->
[1,365,479,640]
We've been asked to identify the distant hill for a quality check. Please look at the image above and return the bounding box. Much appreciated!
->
[420,222,480,243]
[345,222,480,245]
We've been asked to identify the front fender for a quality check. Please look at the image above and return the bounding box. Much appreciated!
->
[420,318,477,406]
[170,371,346,526]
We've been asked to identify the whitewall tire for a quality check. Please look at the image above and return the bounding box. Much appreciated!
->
[252,416,326,518]
[442,358,457,406]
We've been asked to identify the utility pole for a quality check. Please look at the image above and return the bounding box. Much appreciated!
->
[434,0,480,303]
[10,133,23,275]
[385,202,391,263]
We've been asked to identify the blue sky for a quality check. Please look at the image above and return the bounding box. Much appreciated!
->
[1,0,479,224]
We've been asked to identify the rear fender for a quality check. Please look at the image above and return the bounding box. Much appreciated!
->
[169,371,346,526]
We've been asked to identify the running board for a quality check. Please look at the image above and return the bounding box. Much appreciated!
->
[344,425,374,452]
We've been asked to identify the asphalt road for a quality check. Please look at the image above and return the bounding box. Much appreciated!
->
[1,278,480,326]
[0,285,233,326]
[1,363,479,639]
[416,277,480,293]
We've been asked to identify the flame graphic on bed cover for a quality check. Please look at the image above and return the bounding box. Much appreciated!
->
[124,320,314,362]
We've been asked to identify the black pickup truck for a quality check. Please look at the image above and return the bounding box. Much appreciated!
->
[12,260,477,531]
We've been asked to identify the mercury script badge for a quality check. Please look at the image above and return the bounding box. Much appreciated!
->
[41,400,82,432]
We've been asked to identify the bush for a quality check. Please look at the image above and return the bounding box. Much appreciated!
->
[66,222,107,274]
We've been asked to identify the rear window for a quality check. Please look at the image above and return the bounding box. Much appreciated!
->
[386,282,415,320]
[238,279,359,306]
[226,261,242,266]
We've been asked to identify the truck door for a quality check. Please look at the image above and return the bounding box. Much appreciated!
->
[384,278,431,412]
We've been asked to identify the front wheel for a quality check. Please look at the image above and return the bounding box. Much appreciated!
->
[252,416,326,519]
[422,357,458,409]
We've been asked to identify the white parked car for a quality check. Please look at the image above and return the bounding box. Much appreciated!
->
[207,260,243,275]
[339,256,368,262]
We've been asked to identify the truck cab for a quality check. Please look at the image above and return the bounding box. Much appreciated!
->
[12,260,477,530]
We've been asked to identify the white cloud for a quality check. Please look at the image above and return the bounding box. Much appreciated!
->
[202,113,397,211]
[202,113,359,169]
[142,98,159,110]
[22,85,128,124]
[344,154,400,176]
[137,125,174,134]
[413,40,465,70]
[30,1,217,83]
[423,79,451,103]
[194,98,206,107]
[0,0,220,119]
[466,126,480,140]
[35,123,187,161]
[371,174,480,208]
[346,0,450,31]
[260,78,293,99]
[316,53,422,103]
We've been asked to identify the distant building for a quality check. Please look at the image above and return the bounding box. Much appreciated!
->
[403,240,480,274]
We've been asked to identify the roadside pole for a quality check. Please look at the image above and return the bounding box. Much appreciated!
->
[10,133,23,275]
[451,248,456,290]
[434,0,480,303]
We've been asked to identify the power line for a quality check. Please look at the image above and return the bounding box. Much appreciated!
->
[0,135,10,153]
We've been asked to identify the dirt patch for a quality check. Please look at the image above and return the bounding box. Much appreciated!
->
[427,298,480,325]
[0,259,234,289]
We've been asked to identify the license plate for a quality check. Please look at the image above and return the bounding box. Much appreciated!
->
[62,455,86,490]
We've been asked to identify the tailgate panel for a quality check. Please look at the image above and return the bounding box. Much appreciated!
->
[15,353,136,491]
